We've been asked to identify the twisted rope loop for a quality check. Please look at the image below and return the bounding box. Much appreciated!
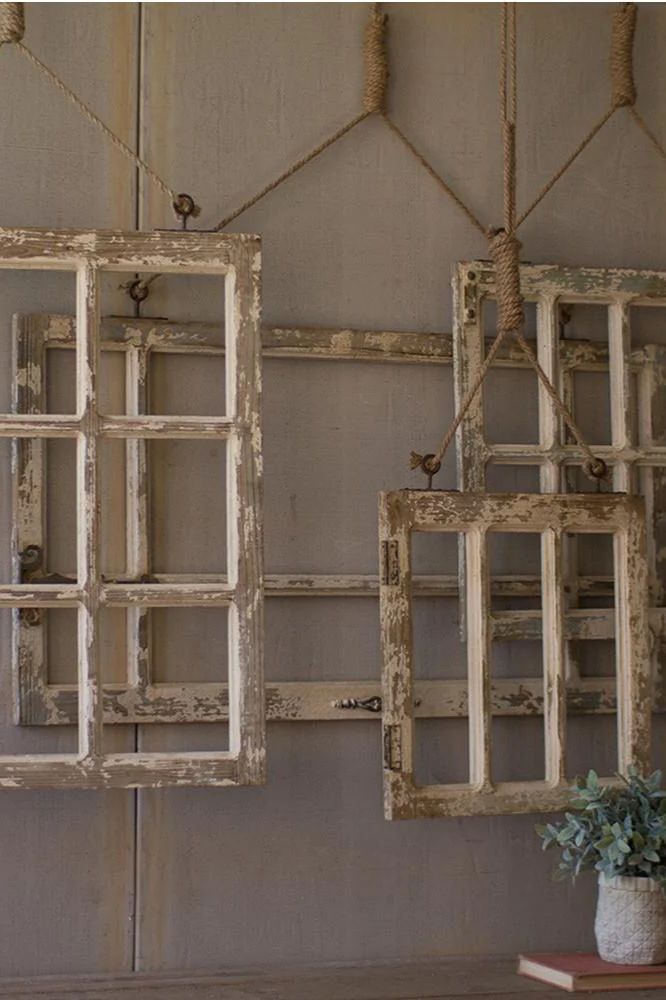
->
[363,2,388,113]
[488,229,523,333]
[610,2,637,107]
[0,2,23,44]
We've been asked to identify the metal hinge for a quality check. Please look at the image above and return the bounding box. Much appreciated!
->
[383,724,403,771]
[381,540,400,586]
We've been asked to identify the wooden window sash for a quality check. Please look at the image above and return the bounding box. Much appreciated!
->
[454,261,666,691]
[0,227,264,789]
[380,490,651,818]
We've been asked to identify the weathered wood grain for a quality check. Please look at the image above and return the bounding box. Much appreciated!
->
[75,263,102,761]
[0,227,256,270]
[2,230,264,788]
[379,490,651,818]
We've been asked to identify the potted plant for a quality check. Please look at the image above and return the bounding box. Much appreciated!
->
[537,769,666,965]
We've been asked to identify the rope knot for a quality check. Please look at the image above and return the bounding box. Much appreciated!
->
[610,2,637,108]
[0,2,24,44]
[487,228,524,332]
[363,3,388,114]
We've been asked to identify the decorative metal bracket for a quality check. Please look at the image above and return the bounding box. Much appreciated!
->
[331,695,382,713]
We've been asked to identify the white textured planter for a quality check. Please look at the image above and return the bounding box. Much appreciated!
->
[595,875,666,965]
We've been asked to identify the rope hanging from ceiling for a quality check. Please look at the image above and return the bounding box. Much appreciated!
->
[410,2,608,487]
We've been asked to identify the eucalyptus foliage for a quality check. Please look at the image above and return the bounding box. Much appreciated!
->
[536,769,666,887]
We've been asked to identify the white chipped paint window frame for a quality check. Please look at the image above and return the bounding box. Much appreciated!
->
[379,490,651,819]
[1,227,264,789]
[454,262,666,702]
[13,316,242,727]
[15,316,484,728]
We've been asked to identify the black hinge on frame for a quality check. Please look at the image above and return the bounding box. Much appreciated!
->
[381,540,400,586]
[383,724,403,772]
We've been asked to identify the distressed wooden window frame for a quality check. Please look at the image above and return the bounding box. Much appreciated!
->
[379,489,651,819]
[454,262,666,704]
[14,313,666,726]
[0,226,263,789]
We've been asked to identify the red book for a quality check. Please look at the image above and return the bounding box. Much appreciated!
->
[518,953,666,992]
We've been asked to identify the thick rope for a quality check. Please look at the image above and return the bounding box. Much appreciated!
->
[517,1,636,226]
[511,328,607,477]
[215,110,369,231]
[610,2,637,108]
[629,106,666,165]
[13,41,182,208]
[500,0,517,231]
[488,228,523,332]
[424,326,512,472]
[516,106,617,228]
[215,2,485,236]
[363,2,388,113]
[382,115,486,235]
[0,2,23,43]
[491,2,523,332]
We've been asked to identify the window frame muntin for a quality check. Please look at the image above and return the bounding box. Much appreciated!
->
[0,226,263,789]
[379,489,651,818]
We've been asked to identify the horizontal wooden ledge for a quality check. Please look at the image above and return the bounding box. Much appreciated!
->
[398,777,626,818]
[99,415,235,438]
[490,607,620,641]
[28,314,666,370]
[147,572,613,598]
[487,443,666,466]
[27,677,624,726]
[0,227,257,269]
[101,583,235,606]
[0,415,236,438]
[0,584,82,606]
[0,414,80,437]
[0,575,620,605]
[262,573,615,597]
[0,584,235,607]
[0,751,241,789]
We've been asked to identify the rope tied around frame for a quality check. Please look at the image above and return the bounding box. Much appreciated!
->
[610,2,637,108]
[0,1,23,43]
[413,3,608,486]
[363,2,388,113]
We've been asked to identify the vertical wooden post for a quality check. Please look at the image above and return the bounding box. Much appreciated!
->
[608,300,634,493]
[615,512,651,774]
[536,295,561,493]
[542,527,566,785]
[466,527,491,789]
[125,346,150,689]
[11,316,48,724]
[76,263,102,762]
[226,243,264,784]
